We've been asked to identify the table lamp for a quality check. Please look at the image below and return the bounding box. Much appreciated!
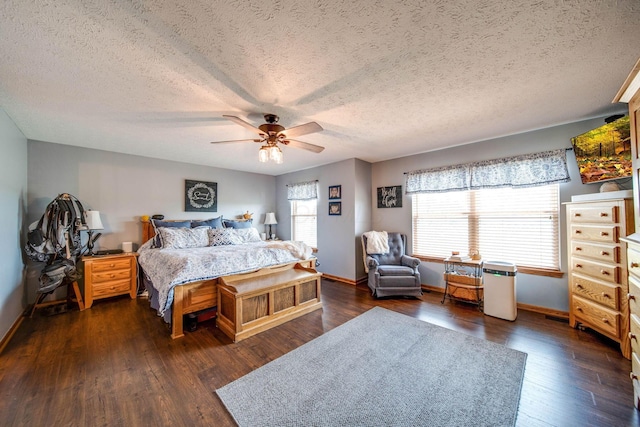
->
[264,212,277,240]
[85,210,104,256]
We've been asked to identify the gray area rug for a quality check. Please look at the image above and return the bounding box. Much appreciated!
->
[217,307,527,426]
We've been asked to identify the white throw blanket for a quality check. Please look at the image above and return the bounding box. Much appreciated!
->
[364,231,389,255]
[266,240,313,260]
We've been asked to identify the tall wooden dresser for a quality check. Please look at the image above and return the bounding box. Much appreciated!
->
[615,58,640,408]
[566,195,634,360]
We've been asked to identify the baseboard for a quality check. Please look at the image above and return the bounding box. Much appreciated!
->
[0,314,24,356]
[321,273,357,286]
[421,284,569,319]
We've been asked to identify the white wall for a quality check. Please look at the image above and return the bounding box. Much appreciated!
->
[26,140,276,302]
[371,115,631,312]
[0,108,28,341]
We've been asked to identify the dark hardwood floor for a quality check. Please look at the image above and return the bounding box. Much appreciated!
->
[0,279,638,426]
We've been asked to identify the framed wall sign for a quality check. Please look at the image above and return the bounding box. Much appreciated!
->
[377,185,402,208]
[185,179,217,212]
[329,185,341,200]
[329,201,342,216]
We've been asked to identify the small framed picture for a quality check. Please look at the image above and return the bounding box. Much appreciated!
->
[329,201,342,216]
[377,185,402,208]
[329,185,341,200]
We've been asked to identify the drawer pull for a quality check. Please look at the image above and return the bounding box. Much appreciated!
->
[600,270,609,276]
[575,247,582,251]
[632,263,640,269]
[600,251,609,256]
[629,332,637,340]
[576,284,583,289]
[601,292,610,298]
[602,318,609,324]
[575,264,583,268]
[575,230,582,234]
[600,232,609,236]
[631,372,638,381]
[574,213,581,217]
[629,293,636,301]
[576,307,583,312]
[600,212,608,217]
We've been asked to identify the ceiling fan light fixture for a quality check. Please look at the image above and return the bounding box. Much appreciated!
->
[268,145,280,161]
[274,148,283,164]
[258,146,269,162]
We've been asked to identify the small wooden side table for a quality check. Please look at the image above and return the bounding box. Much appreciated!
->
[82,253,138,309]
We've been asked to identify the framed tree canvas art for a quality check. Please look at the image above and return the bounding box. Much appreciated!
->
[185,180,217,212]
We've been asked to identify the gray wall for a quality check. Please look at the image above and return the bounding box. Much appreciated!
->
[26,141,276,302]
[371,115,631,312]
[276,158,372,282]
[0,109,28,341]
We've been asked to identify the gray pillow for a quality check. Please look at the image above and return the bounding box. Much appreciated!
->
[152,219,190,247]
[223,219,253,229]
[191,216,223,229]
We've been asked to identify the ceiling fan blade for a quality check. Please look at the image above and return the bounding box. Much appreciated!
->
[285,139,325,153]
[222,115,265,136]
[279,121,323,138]
[210,139,262,144]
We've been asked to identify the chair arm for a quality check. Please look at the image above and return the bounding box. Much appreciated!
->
[401,255,420,268]
[366,256,379,269]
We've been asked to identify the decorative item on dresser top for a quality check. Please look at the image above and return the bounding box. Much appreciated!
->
[82,253,138,309]
[614,57,640,408]
[566,191,634,359]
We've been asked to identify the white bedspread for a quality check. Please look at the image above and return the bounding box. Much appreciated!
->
[138,240,313,318]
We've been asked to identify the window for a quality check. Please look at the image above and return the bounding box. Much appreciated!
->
[412,184,560,270]
[291,199,317,247]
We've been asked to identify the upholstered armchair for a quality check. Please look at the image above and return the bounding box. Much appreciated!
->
[361,232,422,298]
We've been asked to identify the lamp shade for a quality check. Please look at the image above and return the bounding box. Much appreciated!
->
[264,212,277,225]
[85,210,104,230]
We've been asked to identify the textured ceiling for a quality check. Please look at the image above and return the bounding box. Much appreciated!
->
[1,0,640,175]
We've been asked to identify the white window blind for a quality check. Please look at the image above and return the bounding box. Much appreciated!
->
[291,199,317,247]
[412,184,560,270]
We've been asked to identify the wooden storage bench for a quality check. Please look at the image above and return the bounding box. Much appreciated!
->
[216,263,322,342]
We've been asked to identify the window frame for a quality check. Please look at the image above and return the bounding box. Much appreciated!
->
[290,198,318,248]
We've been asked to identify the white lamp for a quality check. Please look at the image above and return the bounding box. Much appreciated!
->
[85,210,104,256]
[264,212,277,240]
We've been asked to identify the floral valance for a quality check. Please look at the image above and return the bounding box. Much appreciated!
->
[406,149,570,194]
[287,180,319,200]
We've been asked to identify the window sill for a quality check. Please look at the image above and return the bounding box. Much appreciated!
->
[413,255,564,278]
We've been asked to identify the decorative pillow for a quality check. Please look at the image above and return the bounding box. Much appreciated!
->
[151,219,191,247]
[223,219,253,229]
[234,227,262,243]
[158,227,209,249]
[208,228,243,246]
[191,216,223,229]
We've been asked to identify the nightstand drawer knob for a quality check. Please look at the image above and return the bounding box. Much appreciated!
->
[601,292,609,298]
[600,270,609,276]
[631,372,638,381]
[575,230,582,234]
[600,251,609,256]
[600,212,608,217]
[602,318,609,324]
[629,293,636,301]
[575,247,582,251]
[632,263,639,269]
[574,213,581,217]
[575,264,582,268]
[600,232,609,236]
[629,332,637,340]
[576,284,583,289]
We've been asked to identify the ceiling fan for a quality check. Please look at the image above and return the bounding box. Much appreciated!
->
[211,114,324,163]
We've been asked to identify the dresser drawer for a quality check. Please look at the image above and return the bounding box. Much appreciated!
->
[91,268,132,284]
[633,351,640,409]
[568,205,618,224]
[629,276,640,315]
[572,295,620,338]
[571,273,620,311]
[570,224,618,243]
[571,256,619,284]
[629,247,640,280]
[92,279,132,298]
[630,314,640,354]
[91,258,133,273]
[571,241,619,263]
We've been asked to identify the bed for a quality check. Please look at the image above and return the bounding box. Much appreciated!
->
[137,219,317,338]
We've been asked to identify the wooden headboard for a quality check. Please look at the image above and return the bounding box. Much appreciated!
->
[141,220,154,244]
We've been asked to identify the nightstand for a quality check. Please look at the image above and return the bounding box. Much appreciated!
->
[82,253,138,309]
